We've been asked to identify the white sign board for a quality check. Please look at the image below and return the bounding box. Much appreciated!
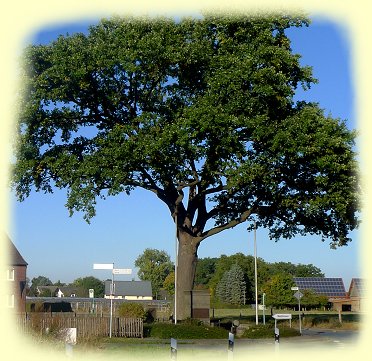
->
[272,313,292,320]
[93,263,114,270]
[112,268,132,275]
[291,286,299,291]
[89,289,94,298]
[64,328,77,345]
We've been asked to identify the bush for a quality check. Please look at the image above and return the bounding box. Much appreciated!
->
[146,323,229,339]
[117,303,146,319]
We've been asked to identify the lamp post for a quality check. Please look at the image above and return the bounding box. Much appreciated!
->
[253,221,258,325]
[174,213,178,325]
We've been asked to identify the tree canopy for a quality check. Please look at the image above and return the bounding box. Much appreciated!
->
[13,14,359,247]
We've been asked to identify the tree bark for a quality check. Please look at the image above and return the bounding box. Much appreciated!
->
[175,230,199,321]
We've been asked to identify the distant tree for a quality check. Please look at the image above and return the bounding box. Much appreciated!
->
[262,274,295,308]
[194,257,218,287]
[294,264,324,277]
[71,276,104,297]
[135,248,174,297]
[300,289,329,309]
[54,280,66,286]
[163,271,175,296]
[267,262,324,277]
[30,275,53,296]
[216,264,247,305]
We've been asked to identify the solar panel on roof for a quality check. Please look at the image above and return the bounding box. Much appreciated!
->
[293,277,346,298]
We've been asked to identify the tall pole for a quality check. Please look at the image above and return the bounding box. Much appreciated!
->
[174,213,178,325]
[254,221,258,325]
[109,263,114,338]
[298,296,302,335]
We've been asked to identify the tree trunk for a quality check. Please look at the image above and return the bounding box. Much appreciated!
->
[175,230,199,321]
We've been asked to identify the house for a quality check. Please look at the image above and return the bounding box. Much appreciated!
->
[104,280,153,300]
[6,236,28,313]
[331,278,365,312]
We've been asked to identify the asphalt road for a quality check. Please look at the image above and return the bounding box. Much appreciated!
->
[174,328,360,354]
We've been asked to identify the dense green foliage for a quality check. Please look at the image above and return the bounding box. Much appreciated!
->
[135,248,174,297]
[195,252,324,303]
[14,14,359,245]
[145,322,228,339]
[117,302,147,319]
[261,273,296,307]
[216,264,247,305]
[71,276,105,298]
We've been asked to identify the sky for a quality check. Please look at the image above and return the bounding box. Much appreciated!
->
[8,15,361,289]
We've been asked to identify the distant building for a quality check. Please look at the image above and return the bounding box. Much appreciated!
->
[104,280,153,300]
[331,278,365,312]
[293,277,347,298]
[6,236,28,313]
[293,277,365,312]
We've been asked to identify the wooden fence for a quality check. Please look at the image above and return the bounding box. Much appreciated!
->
[15,314,143,338]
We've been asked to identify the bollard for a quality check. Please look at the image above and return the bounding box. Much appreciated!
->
[171,338,177,361]
[228,332,234,360]
[274,327,280,344]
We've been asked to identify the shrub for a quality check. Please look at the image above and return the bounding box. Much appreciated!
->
[117,303,146,319]
[146,323,229,339]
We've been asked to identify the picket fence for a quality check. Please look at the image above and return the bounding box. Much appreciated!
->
[15,314,143,338]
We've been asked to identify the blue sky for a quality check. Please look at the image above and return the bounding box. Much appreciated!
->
[9,15,360,289]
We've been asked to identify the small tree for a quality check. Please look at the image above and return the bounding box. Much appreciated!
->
[216,264,247,305]
[71,276,105,297]
[262,274,295,308]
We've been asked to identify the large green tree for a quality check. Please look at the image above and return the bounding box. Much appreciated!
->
[12,14,359,319]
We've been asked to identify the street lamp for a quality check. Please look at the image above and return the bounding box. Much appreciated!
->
[253,221,258,325]
[174,213,178,325]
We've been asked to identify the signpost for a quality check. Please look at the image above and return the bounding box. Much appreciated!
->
[272,314,292,345]
[293,290,304,335]
[93,263,132,338]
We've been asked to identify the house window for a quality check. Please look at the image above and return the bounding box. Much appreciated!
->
[7,268,15,281]
[7,294,15,308]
